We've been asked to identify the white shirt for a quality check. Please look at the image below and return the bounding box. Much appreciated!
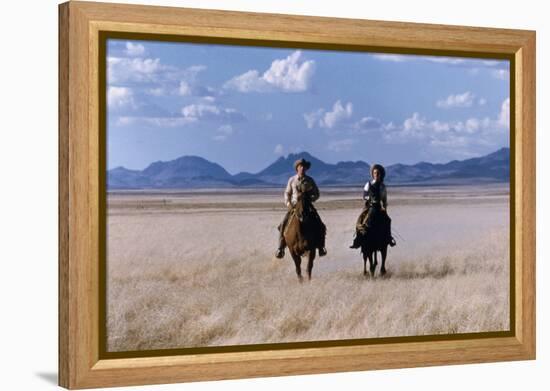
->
[284,174,320,207]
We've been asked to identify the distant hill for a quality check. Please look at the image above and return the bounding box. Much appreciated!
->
[108,156,233,189]
[252,152,370,186]
[387,147,510,184]
[107,147,510,189]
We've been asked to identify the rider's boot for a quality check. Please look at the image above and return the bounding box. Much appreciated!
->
[349,230,363,249]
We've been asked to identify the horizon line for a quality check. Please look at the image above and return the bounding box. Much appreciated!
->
[108,146,510,175]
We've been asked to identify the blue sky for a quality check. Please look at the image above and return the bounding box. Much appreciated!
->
[107,39,510,174]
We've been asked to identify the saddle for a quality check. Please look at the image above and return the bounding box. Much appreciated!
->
[355,207,394,247]
[284,203,326,239]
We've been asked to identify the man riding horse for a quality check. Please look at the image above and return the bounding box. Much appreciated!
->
[275,158,327,259]
[350,164,396,249]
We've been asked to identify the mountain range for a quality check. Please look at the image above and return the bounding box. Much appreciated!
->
[107,147,510,189]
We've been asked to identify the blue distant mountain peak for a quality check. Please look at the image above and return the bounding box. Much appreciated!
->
[107,148,510,189]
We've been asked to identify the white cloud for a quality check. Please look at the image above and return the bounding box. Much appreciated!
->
[115,116,196,128]
[304,100,353,129]
[187,65,207,74]
[108,56,207,89]
[147,87,166,96]
[436,92,476,109]
[384,97,510,150]
[403,112,423,131]
[225,70,266,92]
[124,42,145,56]
[373,54,467,65]
[372,54,510,78]
[107,86,135,109]
[179,81,192,96]
[115,101,245,129]
[321,101,353,128]
[212,125,234,142]
[400,113,456,138]
[304,109,324,129]
[274,144,284,155]
[328,139,355,152]
[353,116,383,133]
[372,54,408,62]
[181,103,244,122]
[176,71,218,98]
[478,98,487,106]
[400,112,427,139]
[224,50,315,93]
[263,50,315,91]
[218,124,234,135]
[136,66,219,101]
[108,57,164,84]
[465,118,480,133]
[482,60,501,67]
[429,135,470,148]
[182,104,220,118]
[492,69,510,80]
[498,98,510,128]
[462,117,491,133]
[424,57,466,65]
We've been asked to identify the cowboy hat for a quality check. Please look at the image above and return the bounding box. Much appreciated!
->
[294,158,311,171]
[370,164,386,180]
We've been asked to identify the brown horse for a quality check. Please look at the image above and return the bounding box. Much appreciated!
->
[283,194,326,282]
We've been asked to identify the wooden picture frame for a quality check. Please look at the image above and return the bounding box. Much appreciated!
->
[58,1,536,388]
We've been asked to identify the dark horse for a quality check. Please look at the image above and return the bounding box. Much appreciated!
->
[283,194,326,282]
[358,209,391,277]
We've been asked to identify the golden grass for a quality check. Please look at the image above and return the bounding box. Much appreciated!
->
[106,190,509,351]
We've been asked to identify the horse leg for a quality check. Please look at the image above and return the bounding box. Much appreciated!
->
[363,253,368,276]
[306,251,315,281]
[369,252,376,276]
[291,253,303,283]
[380,246,388,276]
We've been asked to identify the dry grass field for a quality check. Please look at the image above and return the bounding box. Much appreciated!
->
[106,184,510,352]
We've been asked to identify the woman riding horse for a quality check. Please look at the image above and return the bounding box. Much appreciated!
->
[350,164,396,249]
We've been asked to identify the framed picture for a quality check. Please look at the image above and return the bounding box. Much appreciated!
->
[58,1,536,389]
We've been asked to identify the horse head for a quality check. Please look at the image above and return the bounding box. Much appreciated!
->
[294,192,307,222]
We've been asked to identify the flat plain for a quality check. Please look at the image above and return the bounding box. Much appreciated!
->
[106,184,510,352]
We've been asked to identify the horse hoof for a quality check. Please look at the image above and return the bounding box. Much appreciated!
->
[381,269,387,276]
[298,275,304,283]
